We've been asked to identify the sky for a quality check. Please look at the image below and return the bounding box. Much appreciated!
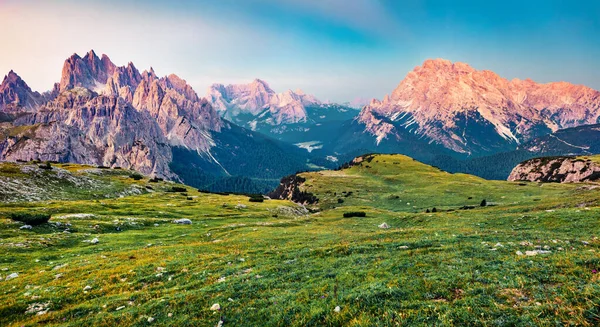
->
[0,0,599,102]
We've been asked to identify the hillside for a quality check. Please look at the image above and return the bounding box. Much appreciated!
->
[1,154,599,326]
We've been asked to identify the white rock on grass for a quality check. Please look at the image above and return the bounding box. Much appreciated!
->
[5,272,18,280]
[90,238,99,244]
[525,250,552,256]
[378,223,390,229]
[147,317,155,323]
[83,285,92,291]
[516,251,524,256]
[116,306,125,311]
[334,306,341,313]
[20,225,32,230]
[210,303,221,311]
[173,219,192,225]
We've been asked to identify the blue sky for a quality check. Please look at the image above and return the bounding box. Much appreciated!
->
[1,0,599,102]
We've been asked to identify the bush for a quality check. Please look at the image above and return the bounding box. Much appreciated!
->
[337,198,344,204]
[8,212,51,225]
[249,195,264,203]
[343,211,366,218]
[130,173,144,181]
[39,162,52,170]
[187,197,193,201]
[149,177,163,183]
[480,199,487,207]
[432,207,437,213]
[169,186,187,193]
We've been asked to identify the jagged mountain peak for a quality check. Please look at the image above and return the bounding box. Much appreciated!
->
[359,58,600,155]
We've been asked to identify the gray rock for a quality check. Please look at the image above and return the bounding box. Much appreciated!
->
[173,219,192,225]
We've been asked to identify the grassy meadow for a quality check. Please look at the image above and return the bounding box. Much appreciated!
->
[0,156,599,326]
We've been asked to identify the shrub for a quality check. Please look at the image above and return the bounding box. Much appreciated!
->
[480,199,487,207]
[8,212,51,225]
[337,198,344,204]
[432,207,437,213]
[39,162,52,170]
[97,165,110,169]
[169,186,187,193]
[149,177,163,183]
[426,209,430,213]
[249,195,264,203]
[130,173,144,181]
[343,211,366,218]
[187,197,193,201]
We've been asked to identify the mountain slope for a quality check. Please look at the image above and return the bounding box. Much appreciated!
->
[357,59,600,156]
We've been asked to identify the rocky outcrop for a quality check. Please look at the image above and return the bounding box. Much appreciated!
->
[359,59,600,156]
[268,175,318,204]
[508,156,600,183]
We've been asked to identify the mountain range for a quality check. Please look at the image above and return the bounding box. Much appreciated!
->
[207,79,358,142]
[0,50,312,193]
[1,53,600,191]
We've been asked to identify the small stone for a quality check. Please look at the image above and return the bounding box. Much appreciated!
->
[116,306,125,311]
[210,303,221,311]
[154,223,159,227]
[582,241,590,245]
[168,313,173,317]
[516,251,524,256]
[398,246,409,249]
[334,306,341,312]
[90,238,99,244]
[173,219,192,225]
[228,298,235,302]
[378,223,390,229]
[494,243,503,248]
[5,272,18,280]
[217,277,226,283]
[83,285,92,291]
[20,225,32,230]
[216,320,224,327]
[147,317,155,323]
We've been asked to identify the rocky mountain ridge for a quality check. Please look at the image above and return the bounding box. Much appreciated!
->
[358,59,600,156]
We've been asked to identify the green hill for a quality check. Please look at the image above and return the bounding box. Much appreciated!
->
[1,156,599,326]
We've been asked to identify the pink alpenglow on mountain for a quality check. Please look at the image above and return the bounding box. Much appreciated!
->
[359,58,600,155]
[207,79,321,125]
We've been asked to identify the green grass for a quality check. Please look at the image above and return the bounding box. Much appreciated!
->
[0,156,599,326]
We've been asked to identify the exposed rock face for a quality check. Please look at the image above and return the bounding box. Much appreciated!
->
[0,50,225,178]
[359,59,600,156]
[0,71,46,112]
[59,50,117,92]
[508,157,600,183]
[267,175,318,204]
